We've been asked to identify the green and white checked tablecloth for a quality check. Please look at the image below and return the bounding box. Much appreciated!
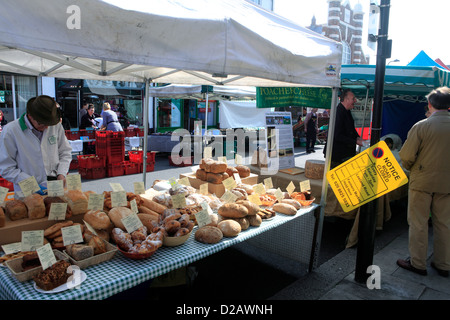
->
[0,204,318,300]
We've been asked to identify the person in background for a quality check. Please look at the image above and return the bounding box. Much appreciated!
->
[0,110,7,133]
[0,95,72,198]
[326,89,363,168]
[304,108,319,154]
[79,104,98,130]
[100,102,123,132]
[397,87,450,277]
[79,102,88,127]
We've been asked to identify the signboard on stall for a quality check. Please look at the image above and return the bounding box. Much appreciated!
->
[326,141,408,212]
[256,87,332,109]
[264,112,295,170]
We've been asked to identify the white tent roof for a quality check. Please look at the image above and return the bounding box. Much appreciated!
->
[147,84,256,100]
[0,0,341,87]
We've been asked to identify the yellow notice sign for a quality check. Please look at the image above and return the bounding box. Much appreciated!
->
[327,141,408,212]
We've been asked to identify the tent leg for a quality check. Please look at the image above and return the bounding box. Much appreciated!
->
[142,79,151,188]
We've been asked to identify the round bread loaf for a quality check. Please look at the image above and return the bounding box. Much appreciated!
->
[305,159,325,180]
[218,203,248,218]
[235,165,250,178]
[233,217,250,230]
[194,226,223,244]
[108,207,134,230]
[83,210,111,230]
[218,220,241,237]
[247,214,262,227]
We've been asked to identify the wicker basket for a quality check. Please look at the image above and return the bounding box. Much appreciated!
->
[5,250,69,283]
[64,240,117,269]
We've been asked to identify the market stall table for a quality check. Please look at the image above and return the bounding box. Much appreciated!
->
[0,204,318,300]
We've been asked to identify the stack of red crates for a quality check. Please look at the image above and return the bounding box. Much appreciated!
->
[77,155,106,179]
[95,131,126,177]
[128,150,156,173]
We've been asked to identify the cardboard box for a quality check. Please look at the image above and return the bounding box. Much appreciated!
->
[179,172,258,197]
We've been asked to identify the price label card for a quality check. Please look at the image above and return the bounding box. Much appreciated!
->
[217,156,227,163]
[122,213,143,233]
[199,183,209,195]
[178,176,191,187]
[36,243,56,271]
[171,193,186,209]
[18,176,40,197]
[300,180,311,192]
[1,242,22,255]
[169,177,180,191]
[47,180,64,197]
[48,202,67,220]
[61,225,84,246]
[252,183,265,195]
[235,154,243,165]
[248,193,262,206]
[111,191,127,208]
[130,199,139,214]
[66,174,82,191]
[286,181,295,195]
[83,220,98,236]
[204,147,213,159]
[233,173,242,185]
[134,182,145,195]
[274,188,284,202]
[221,190,238,203]
[0,186,8,206]
[195,210,212,228]
[264,178,273,190]
[110,183,125,192]
[222,177,237,191]
[87,193,104,211]
[21,230,44,252]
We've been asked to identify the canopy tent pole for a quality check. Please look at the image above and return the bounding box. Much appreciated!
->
[357,86,371,153]
[142,78,151,188]
[204,88,209,149]
[310,87,339,271]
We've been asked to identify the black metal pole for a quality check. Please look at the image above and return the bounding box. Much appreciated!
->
[354,0,391,283]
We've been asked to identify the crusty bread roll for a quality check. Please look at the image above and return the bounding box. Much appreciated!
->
[140,196,167,214]
[233,217,250,230]
[194,226,223,244]
[199,158,228,173]
[235,200,259,215]
[44,220,74,237]
[83,210,112,230]
[196,168,208,181]
[218,220,241,237]
[281,199,301,210]
[4,200,28,221]
[108,207,133,230]
[218,203,248,219]
[235,165,250,178]
[273,203,297,216]
[206,172,229,184]
[63,190,88,215]
[226,166,239,178]
[23,194,46,220]
[247,214,262,227]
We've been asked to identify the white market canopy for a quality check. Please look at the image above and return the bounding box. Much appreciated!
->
[147,84,256,100]
[0,0,342,88]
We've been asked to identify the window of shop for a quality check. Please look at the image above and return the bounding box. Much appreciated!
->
[0,73,37,124]
[157,99,183,132]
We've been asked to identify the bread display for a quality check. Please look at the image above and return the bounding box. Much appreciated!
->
[33,260,71,291]
[23,194,46,220]
[4,200,27,221]
[63,189,88,215]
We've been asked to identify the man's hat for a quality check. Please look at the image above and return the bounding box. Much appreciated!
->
[26,95,61,126]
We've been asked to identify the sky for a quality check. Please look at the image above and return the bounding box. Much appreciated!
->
[272,0,450,66]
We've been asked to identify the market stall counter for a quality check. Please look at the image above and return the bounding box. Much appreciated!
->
[0,205,317,300]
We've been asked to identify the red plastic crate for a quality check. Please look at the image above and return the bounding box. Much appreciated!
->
[169,155,194,167]
[139,161,155,172]
[69,159,79,170]
[79,129,96,139]
[0,177,14,191]
[107,163,125,177]
[125,128,136,137]
[78,167,106,180]
[135,127,144,137]
[77,155,106,169]
[128,151,156,164]
[95,130,125,164]
[123,161,140,175]
[65,130,80,140]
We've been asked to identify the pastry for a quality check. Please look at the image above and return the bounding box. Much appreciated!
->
[111,228,133,251]
[23,194,46,219]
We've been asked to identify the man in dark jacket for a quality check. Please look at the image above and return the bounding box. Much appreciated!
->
[328,89,363,168]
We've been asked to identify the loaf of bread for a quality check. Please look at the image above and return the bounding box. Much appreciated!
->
[218,203,248,218]
[273,203,297,216]
[140,196,167,214]
[247,214,262,227]
[108,207,134,230]
[0,207,5,227]
[83,210,112,230]
[44,196,73,219]
[21,252,41,271]
[88,235,107,255]
[235,200,260,215]
[280,199,301,210]
[226,166,239,178]
[233,217,250,231]
[305,159,325,180]
[137,213,159,231]
[194,226,223,244]
[63,190,88,215]
[218,220,241,237]
[44,220,74,238]
[4,200,28,221]
[66,243,94,261]
[206,172,229,184]
[23,194,46,220]
[33,260,71,291]
[199,158,228,173]
[235,165,250,178]
[195,168,208,181]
